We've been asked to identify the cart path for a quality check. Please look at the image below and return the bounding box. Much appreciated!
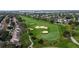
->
[70,36,79,45]
[27,30,34,48]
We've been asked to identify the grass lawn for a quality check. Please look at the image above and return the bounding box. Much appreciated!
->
[21,16,60,40]
[20,16,79,48]
[21,16,60,47]
[73,25,79,42]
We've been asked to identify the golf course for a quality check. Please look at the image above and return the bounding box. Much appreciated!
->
[19,16,79,48]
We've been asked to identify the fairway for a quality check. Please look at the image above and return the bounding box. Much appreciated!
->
[19,16,79,48]
[21,16,60,41]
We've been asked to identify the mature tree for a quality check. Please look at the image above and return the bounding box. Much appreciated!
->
[63,31,71,38]
[38,39,44,44]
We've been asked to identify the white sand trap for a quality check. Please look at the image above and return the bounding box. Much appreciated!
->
[43,27,48,29]
[42,31,48,34]
[35,26,40,29]
[35,26,48,29]
[29,28,34,31]
[40,26,45,28]
[40,26,48,29]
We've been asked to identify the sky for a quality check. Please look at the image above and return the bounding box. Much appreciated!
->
[0,0,79,10]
